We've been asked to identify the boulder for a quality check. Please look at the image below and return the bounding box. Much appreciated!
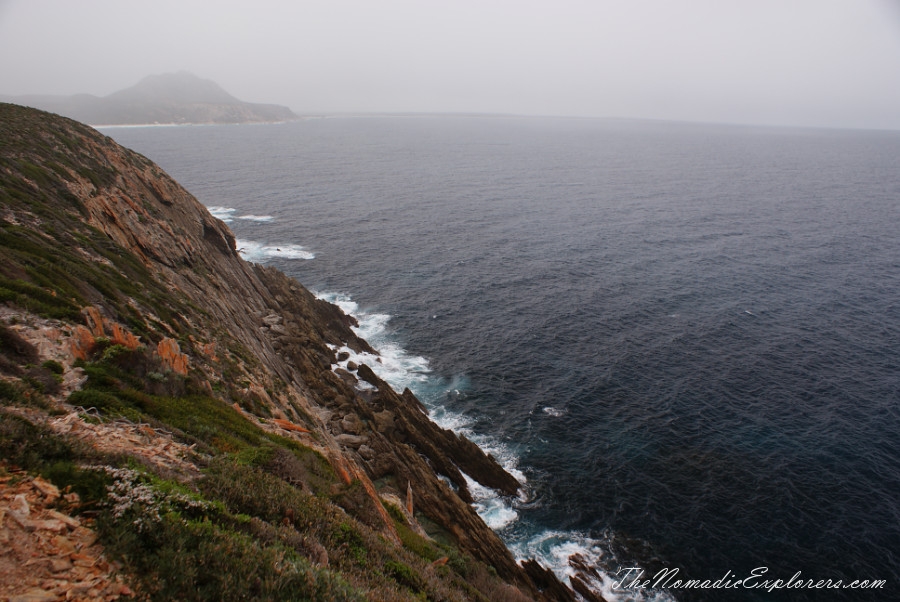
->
[340,413,363,434]
[358,445,376,461]
[372,410,396,435]
[335,434,368,448]
[262,314,283,326]
[334,368,357,387]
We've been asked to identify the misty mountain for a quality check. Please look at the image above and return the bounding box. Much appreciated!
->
[1,72,297,125]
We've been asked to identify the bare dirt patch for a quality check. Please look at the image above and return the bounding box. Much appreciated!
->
[0,471,136,602]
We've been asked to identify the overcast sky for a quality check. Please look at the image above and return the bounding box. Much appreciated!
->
[2,0,900,129]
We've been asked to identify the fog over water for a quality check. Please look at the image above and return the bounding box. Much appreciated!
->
[2,0,900,129]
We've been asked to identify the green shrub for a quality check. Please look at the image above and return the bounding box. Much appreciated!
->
[200,460,335,534]
[95,466,365,601]
[23,365,60,395]
[335,521,368,565]
[79,361,131,390]
[0,411,77,471]
[0,376,51,409]
[112,516,364,601]
[0,323,39,365]
[384,560,424,593]
[331,479,387,531]
[41,462,112,509]
[138,394,266,452]
[233,445,276,467]
[100,344,133,364]
[41,359,64,374]
[396,519,442,563]
[0,380,23,404]
[262,445,337,496]
[68,389,124,412]
[0,275,81,320]
[383,500,407,524]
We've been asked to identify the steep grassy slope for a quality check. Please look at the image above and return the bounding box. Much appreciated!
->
[0,103,573,601]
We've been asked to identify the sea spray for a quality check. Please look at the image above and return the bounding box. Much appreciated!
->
[207,205,274,223]
[208,205,236,222]
[236,240,314,262]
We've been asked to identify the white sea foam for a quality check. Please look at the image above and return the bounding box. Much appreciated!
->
[319,292,432,394]
[510,531,605,586]
[354,378,378,392]
[208,205,236,222]
[464,474,519,530]
[206,207,274,223]
[509,531,675,602]
[237,214,274,222]
[236,239,315,262]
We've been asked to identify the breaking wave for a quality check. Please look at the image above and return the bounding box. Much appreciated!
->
[207,206,274,223]
[236,239,314,262]
[208,206,236,222]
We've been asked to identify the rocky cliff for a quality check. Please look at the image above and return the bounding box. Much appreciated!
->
[2,72,297,125]
[0,103,576,601]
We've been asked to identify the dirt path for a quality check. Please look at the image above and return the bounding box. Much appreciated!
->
[0,471,135,602]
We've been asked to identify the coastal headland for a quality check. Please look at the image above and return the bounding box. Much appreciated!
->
[0,103,576,601]
[1,72,297,126]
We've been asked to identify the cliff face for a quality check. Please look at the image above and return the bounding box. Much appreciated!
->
[2,73,297,125]
[0,104,573,601]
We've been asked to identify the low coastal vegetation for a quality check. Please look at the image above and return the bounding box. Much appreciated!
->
[0,309,531,601]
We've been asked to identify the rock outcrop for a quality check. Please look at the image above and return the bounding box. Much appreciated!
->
[0,103,574,600]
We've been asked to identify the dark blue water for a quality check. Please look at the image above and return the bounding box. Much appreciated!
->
[105,117,900,601]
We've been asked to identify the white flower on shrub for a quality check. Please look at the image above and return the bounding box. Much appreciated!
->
[94,466,213,532]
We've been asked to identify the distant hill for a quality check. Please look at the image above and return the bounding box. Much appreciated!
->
[1,72,297,125]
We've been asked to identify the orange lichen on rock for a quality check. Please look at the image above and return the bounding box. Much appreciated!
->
[76,306,140,353]
[271,418,310,433]
[328,451,354,485]
[109,322,140,349]
[82,306,105,337]
[70,325,96,361]
[190,336,218,361]
[157,338,189,375]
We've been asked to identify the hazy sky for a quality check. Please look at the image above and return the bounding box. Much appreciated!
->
[2,0,900,129]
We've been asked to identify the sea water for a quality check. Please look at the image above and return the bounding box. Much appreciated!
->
[105,116,900,601]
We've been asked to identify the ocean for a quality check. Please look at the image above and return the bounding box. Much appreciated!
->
[104,116,900,601]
